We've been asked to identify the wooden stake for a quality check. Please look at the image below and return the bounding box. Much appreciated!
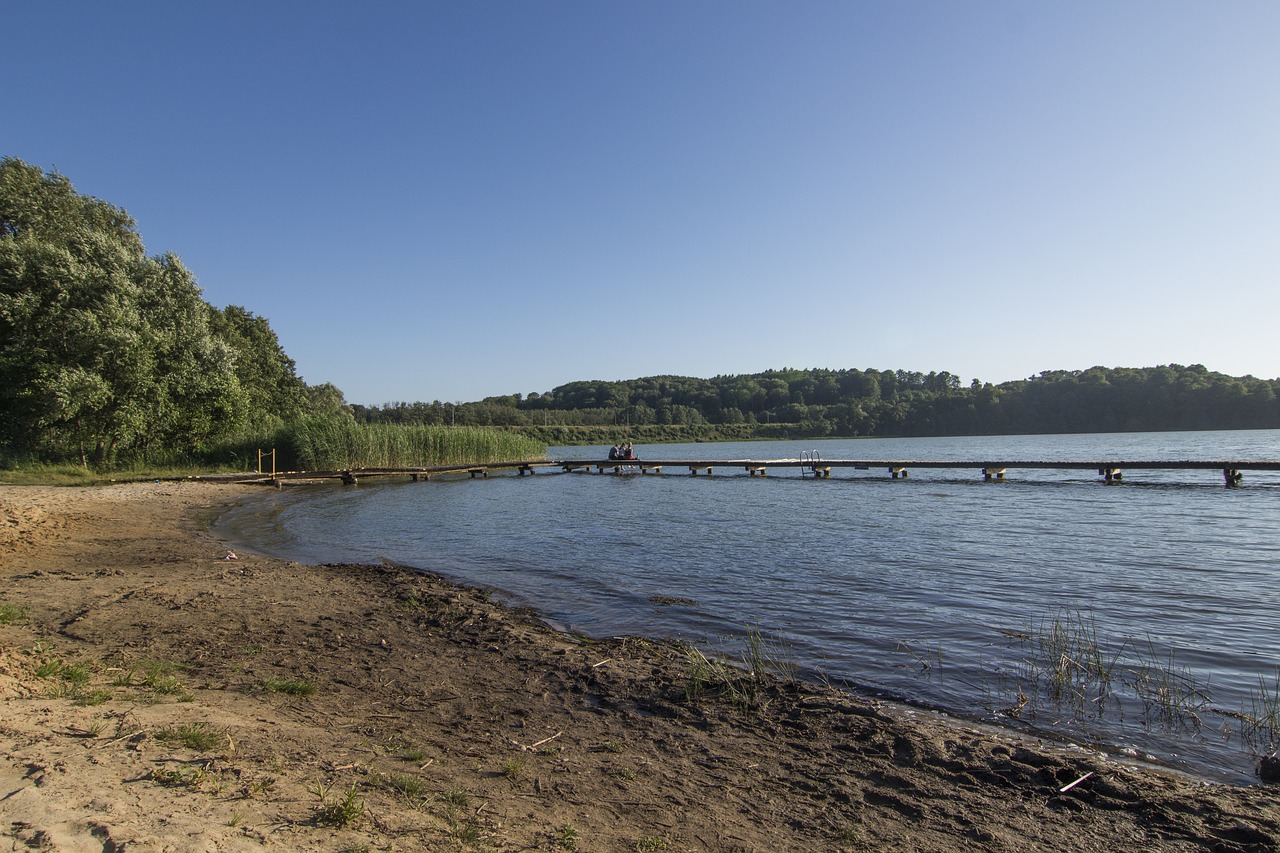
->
[1059,771,1093,793]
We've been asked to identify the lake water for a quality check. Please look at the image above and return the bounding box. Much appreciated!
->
[216,430,1280,783]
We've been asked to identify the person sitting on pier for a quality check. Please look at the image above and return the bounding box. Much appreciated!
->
[608,444,621,460]
[623,442,636,460]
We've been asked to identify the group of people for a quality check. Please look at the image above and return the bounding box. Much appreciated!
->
[607,442,637,460]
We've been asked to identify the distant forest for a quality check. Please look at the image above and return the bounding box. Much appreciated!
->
[354,364,1280,445]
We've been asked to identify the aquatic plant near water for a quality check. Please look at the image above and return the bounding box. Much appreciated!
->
[1243,668,1280,752]
[1127,640,1209,731]
[999,607,1127,722]
[285,418,545,470]
[683,645,758,711]
[743,623,798,683]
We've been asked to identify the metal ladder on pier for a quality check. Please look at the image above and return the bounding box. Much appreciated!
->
[800,449,827,478]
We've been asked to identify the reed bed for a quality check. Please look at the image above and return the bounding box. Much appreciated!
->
[285,418,546,470]
[997,610,1215,728]
[989,607,1280,774]
[1242,668,1280,753]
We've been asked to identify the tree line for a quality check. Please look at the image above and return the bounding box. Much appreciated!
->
[0,157,344,467]
[355,364,1280,443]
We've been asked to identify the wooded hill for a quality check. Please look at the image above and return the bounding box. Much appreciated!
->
[354,365,1280,445]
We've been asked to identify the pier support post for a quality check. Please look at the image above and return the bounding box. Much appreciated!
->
[746,466,767,476]
[1099,467,1122,482]
[340,471,357,485]
[982,468,1006,481]
[890,467,909,479]
[1224,468,1243,486]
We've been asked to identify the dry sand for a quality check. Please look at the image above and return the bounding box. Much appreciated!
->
[1,481,1277,851]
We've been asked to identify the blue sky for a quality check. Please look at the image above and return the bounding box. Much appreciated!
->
[10,2,1278,404]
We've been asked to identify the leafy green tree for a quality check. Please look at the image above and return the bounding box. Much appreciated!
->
[305,382,353,421]
[209,305,308,429]
[135,253,246,455]
[0,157,244,465]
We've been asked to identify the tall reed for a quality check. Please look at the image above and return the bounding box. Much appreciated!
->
[1243,668,1280,751]
[284,418,545,470]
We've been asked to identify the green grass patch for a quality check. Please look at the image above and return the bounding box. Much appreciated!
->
[0,461,254,485]
[380,772,427,799]
[0,602,29,625]
[147,674,185,695]
[260,677,317,697]
[501,755,527,780]
[152,764,221,791]
[554,824,580,850]
[154,721,226,752]
[33,656,98,699]
[0,463,106,485]
[75,689,115,707]
[59,661,94,687]
[112,659,193,699]
[437,788,470,808]
[314,784,364,828]
[34,660,64,679]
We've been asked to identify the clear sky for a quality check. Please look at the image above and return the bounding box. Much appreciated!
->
[9,1,1278,404]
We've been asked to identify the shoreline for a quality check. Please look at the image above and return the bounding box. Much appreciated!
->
[2,482,1277,851]
[215,476,1268,788]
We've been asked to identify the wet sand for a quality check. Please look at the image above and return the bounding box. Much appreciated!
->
[1,482,1277,851]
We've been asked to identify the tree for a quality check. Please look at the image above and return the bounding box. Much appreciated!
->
[209,305,308,429]
[305,383,353,421]
[135,253,246,455]
[0,157,244,464]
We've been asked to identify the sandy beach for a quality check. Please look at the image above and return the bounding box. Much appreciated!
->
[1,482,1277,851]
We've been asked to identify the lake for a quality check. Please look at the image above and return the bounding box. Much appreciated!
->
[216,429,1280,783]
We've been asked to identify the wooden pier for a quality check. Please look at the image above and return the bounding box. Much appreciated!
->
[242,461,553,486]
[242,457,1280,487]
[558,458,1280,485]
